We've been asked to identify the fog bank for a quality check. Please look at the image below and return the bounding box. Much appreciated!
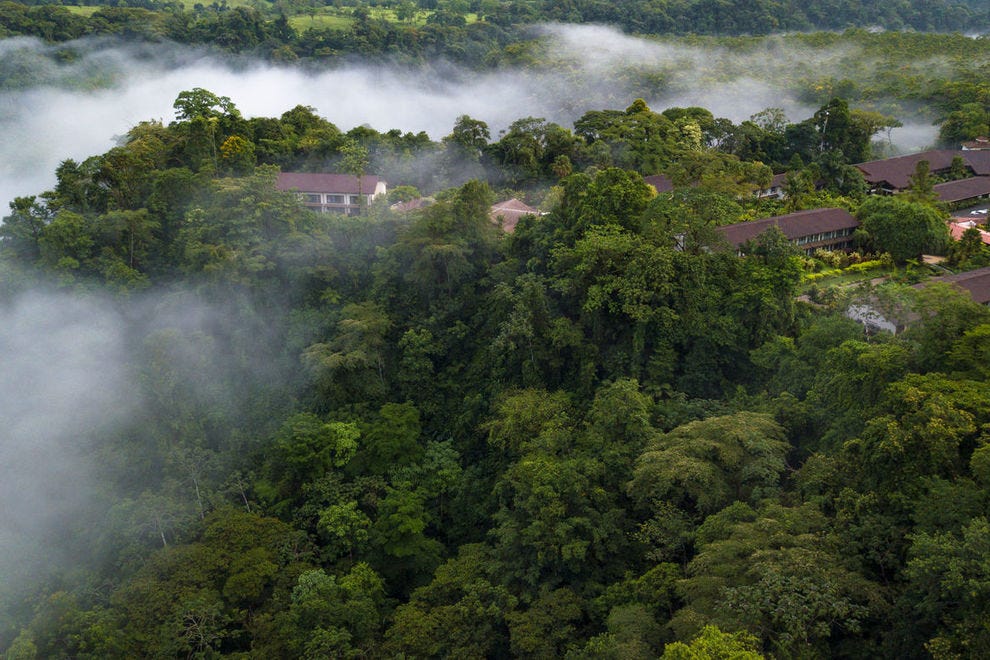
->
[0,26,941,210]
[0,291,133,588]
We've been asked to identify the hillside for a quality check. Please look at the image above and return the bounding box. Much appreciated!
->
[3,87,990,656]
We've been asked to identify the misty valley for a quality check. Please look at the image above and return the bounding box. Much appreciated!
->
[3,5,990,658]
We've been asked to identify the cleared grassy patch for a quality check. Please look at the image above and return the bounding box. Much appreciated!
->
[288,13,354,30]
[65,0,258,13]
[63,6,103,16]
[63,3,481,30]
[173,0,258,8]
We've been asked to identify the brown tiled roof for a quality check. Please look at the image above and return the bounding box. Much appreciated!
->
[934,176,990,203]
[716,208,859,247]
[390,197,434,213]
[855,151,990,190]
[643,174,674,193]
[916,266,990,304]
[967,151,990,175]
[276,172,382,194]
[770,173,787,187]
[491,199,540,233]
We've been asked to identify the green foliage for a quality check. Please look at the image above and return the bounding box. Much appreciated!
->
[10,81,990,660]
[905,518,990,657]
[856,196,950,264]
[630,412,789,516]
[282,563,386,656]
[263,413,360,509]
[384,544,517,658]
[677,502,883,657]
[661,625,764,659]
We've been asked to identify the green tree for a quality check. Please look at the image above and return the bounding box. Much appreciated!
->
[856,196,950,264]
[938,102,990,147]
[629,412,789,516]
[178,165,312,283]
[902,159,940,206]
[282,564,386,657]
[948,324,990,379]
[676,502,882,658]
[575,99,679,173]
[947,226,989,268]
[219,134,256,175]
[317,500,372,561]
[904,283,990,372]
[340,138,370,211]
[371,483,443,572]
[904,518,990,657]
[173,88,240,123]
[384,544,516,658]
[351,402,423,475]
[1,196,52,262]
[814,97,872,163]
[661,625,764,659]
[262,413,360,508]
[302,301,392,406]
[445,114,491,158]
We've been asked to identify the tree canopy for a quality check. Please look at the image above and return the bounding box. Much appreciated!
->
[3,85,990,658]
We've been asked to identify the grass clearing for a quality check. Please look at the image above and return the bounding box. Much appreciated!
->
[63,6,104,16]
[173,0,259,8]
[62,4,481,30]
[288,13,354,31]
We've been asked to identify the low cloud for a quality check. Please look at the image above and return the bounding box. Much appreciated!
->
[0,290,133,588]
[0,283,299,596]
[888,121,940,153]
[0,26,940,209]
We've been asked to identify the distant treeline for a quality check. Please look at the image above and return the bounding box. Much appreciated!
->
[1,0,988,68]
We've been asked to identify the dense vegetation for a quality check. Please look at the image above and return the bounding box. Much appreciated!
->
[1,0,989,69]
[4,14,990,158]
[5,0,990,47]
[2,78,990,658]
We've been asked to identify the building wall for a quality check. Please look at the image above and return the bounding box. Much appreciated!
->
[793,228,856,254]
[299,192,377,215]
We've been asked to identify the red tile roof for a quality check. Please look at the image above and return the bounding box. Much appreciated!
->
[716,208,859,247]
[276,172,382,194]
[948,221,990,245]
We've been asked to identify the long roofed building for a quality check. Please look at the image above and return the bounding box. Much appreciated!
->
[855,150,990,193]
[276,172,387,215]
[716,208,859,255]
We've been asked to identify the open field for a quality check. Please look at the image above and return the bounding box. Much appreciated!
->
[62,3,478,30]
[63,5,101,16]
[288,12,354,30]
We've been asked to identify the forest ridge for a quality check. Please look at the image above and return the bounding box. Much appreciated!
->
[3,3,990,655]
[2,74,990,657]
[1,0,989,68]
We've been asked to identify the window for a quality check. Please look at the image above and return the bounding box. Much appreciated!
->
[327,195,345,204]
[304,194,321,204]
[349,195,362,205]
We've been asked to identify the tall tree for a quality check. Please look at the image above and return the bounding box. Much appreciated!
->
[856,196,950,264]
